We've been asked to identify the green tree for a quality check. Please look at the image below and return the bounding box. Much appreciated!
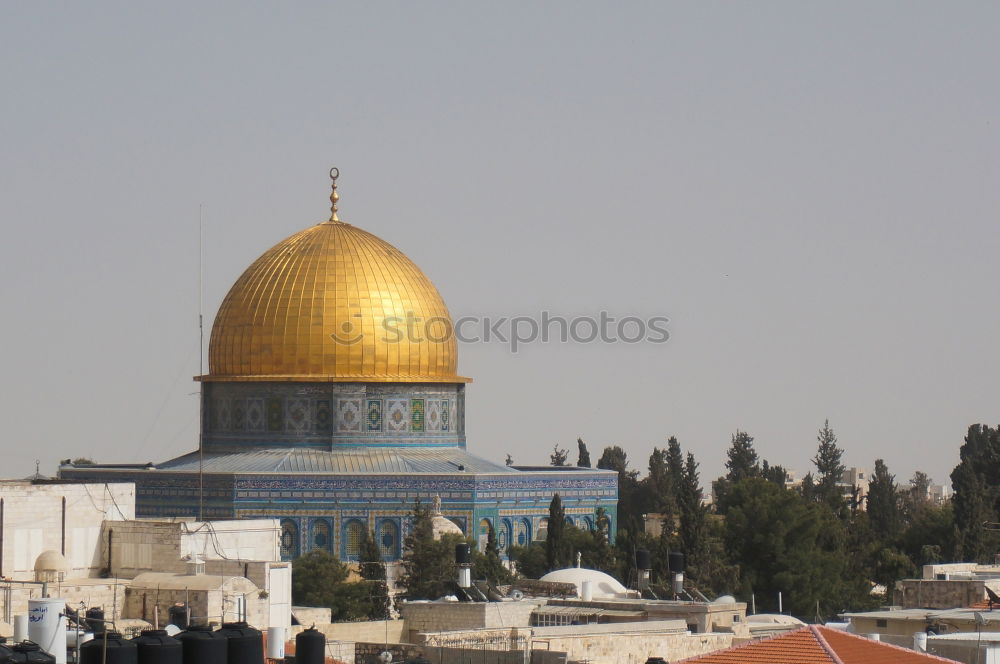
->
[598,446,642,537]
[291,549,350,608]
[950,424,1000,561]
[398,499,463,600]
[359,528,391,620]
[576,438,591,468]
[666,437,685,498]
[813,420,846,508]
[761,460,788,486]
[550,444,569,467]
[643,446,676,527]
[473,521,511,585]
[509,542,547,579]
[546,494,571,570]
[677,454,707,578]
[725,431,759,482]
[867,459,901,540]
[724,478,854,619]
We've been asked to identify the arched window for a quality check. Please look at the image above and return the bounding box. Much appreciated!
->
[311,519,331,551]
[498,519,511,551]
[516,518,531,546]
[581,516,594,531]
[535,518,549,541]
[279,519,299,560]
[478,518,492,552]
[343,519,365,561]
[378,520,399,560]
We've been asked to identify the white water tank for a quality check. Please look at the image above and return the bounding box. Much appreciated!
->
[29,597,66,664]
[267,627,285,659]
[13,614,28,642]
[913,632,927,652]
[581,580,593,601]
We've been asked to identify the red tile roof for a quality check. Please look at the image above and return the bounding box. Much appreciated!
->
[674,625,960,664]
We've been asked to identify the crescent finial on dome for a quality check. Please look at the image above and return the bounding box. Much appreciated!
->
[328,166,341,222]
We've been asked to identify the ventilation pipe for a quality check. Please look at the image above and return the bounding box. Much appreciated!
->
[455,544,472,588]
[667,552,685,597]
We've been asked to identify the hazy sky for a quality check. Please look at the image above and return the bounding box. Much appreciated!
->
[1,2,997,488]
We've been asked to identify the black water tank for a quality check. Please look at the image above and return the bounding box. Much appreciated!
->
[132,630,182,664]
[85,608,105,633]
[176,625,228,664]
[668,551,685,574]
[635,548,651,570]
[215,622,263,664]
[10,642,55,664]
[455,543,471,565]
[80,632,138,664]
[295,627,325,664]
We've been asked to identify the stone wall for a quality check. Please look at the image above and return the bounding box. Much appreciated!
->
[105,519,280,578]
[893,578,996,609]
[400,601,541,641]
[531,625,732,664]
[0,481,134,581]
[289,619,405,645]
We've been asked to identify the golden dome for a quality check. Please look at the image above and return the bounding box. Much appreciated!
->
[204,217,467,383]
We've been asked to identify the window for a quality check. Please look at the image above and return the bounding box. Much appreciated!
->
[516,518,531,546]
[876,619,887,628]
[344,519,365,561]
[311,519,331,552]
[498,520,511,551]
[535,518,549,541]
[378,520,399,560]
[279,520,299,561]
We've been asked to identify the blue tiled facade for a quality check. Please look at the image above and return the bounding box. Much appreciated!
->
[61,382,618,562]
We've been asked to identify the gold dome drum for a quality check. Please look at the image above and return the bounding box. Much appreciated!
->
[205,220,467,383]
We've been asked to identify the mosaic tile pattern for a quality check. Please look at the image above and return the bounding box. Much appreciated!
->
[367,399,382,431]
[337,398,363,432]
[410,399,425,432]
[426,400,442,432]
[267,397,283,432]
[386,399,409,432]
[247,399,265,432]
[286,398,310,433]
[315,399,332,434]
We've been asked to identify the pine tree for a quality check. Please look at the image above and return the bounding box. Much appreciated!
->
[678,453,707,575]
[598,446,641,537]
[813,419,846,507]
[550,444,569,467]
[576,438,591,468]
[546,494,571,570]
[644,446,676,526]
[950,425,1000,561]
[398,499,461,600]
[474,521,511,585]
[867,459,900,540]
[666,437,685,500]
[725,431,759,482]
[359,528,391,620]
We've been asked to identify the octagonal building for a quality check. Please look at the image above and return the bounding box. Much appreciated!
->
[62,172,618,562]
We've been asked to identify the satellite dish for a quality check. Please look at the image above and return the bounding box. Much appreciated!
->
[986,585,1000,609]
[976,612,987,626]
[378,651,393,663]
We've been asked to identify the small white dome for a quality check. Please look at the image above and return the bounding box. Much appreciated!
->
[538,568,628,599]
[432,516,463,540]
[34,550,68,573]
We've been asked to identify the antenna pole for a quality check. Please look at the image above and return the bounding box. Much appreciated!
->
[198,204,205,521]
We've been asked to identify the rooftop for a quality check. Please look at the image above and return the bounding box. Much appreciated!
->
[675,625,960,664]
